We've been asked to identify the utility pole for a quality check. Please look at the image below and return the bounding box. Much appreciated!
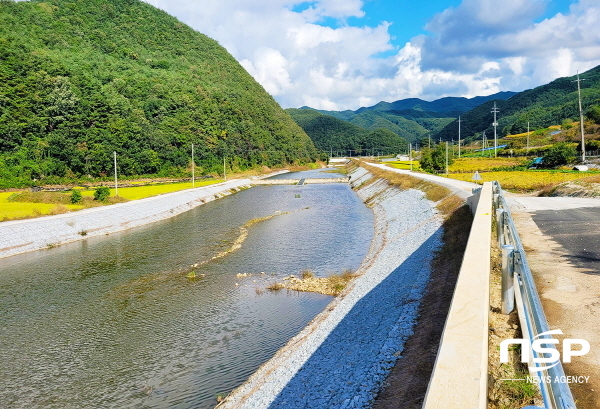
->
[574,72,587,162]
[491,102,499,157]
[113,151,118,197]
[191,143,195,188]
[223,156,226,180]
[527,121,530,152]
[409,143,413,171]
[482,131,487,156]
[458,116,461,158]
[445,142,449,175]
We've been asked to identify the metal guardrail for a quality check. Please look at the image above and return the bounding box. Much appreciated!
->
[492,181,577,409]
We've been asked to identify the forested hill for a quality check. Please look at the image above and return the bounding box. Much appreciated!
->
[297,91,517,143]
[286,108,408,155]
[432,65,600,142]
[0,0,318,187]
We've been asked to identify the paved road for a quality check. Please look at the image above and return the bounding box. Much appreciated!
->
[511,201,600,409]
[531,207,600,275]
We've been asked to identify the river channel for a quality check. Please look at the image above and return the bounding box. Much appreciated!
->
[0,169,374,408]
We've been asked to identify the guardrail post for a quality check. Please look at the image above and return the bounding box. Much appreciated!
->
[501,245,515,314]
[496,208,505,245]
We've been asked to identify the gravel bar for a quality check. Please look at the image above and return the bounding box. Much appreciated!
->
[216,167,444,409]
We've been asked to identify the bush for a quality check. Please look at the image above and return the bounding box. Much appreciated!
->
[70,189,82,204]
[542,143,577,168]
[420,143,454,173]
[93,186,111,201]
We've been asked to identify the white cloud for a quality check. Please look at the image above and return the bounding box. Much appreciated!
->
[142,0,600,110]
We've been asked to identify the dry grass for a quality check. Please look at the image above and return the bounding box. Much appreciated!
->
[362,162,451,202]
[488,235,542,408]
[266,282,286,291]
[435,194,464,217]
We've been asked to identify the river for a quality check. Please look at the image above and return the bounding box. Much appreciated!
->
[0,169,373,408]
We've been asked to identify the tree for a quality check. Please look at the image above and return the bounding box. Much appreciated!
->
[586,105,600,124]
[542,143,577,168]
[420,143,452,173]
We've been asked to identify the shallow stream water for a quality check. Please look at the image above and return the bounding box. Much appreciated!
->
[0,169,373,408]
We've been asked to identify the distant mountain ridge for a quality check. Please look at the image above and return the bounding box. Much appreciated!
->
[432,65,600,142]
[301,91,517,118]
[292,91,517,144]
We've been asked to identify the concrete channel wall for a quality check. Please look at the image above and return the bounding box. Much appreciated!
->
[422,182,493,409]
[0,179,252,259]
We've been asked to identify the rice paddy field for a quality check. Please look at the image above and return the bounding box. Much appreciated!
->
[382,157,600,192]
[0,179,222,221]
[442,170,597,191]
[385,160,422,171]
[0,192,84,220]
[77,179,222,200]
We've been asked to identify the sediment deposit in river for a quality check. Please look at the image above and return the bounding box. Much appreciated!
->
[217,166,445,409]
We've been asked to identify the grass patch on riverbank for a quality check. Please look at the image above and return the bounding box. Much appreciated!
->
[361,162,451,202]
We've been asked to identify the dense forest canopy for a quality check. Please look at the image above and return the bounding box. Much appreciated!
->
[0,0,318,187]
[286,108,408,156]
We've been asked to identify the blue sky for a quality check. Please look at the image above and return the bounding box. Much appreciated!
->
[142,0,600,110]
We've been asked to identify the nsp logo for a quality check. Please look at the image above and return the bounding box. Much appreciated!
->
[500,329,590,372]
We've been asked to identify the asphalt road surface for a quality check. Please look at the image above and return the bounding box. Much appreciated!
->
[531,207,600,276]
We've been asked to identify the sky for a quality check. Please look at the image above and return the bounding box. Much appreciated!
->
[139,0,600,110]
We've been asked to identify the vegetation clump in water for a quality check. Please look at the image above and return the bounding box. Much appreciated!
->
[265,269,358,296]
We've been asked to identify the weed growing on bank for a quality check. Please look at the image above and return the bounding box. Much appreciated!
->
[361,162,451,203]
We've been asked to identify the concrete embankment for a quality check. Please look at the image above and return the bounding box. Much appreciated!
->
[0,179,252,259]
[216,166,446,409]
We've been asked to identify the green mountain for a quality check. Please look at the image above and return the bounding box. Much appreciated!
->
[0,0,317,187]
[286,108,408,155]
[299,91,516,143]
[432,65,600,142]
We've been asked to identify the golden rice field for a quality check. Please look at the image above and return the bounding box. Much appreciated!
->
[447,157,526,173]
[78,179,222,201]
[385,160,422,171]
[443,171,596,191]
[0,179,222,221]
[0,192,83,221]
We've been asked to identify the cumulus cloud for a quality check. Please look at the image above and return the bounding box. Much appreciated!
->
[420,0,600,87]
[142,0,600,110]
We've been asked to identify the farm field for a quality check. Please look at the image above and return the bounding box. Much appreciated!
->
[0,179,223,221]
[78,179,223,201]
[385,160,422,171]
[443,169,599,191]
[0,192,83,221]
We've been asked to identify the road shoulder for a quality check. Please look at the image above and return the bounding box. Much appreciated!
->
[511,210,600,409]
